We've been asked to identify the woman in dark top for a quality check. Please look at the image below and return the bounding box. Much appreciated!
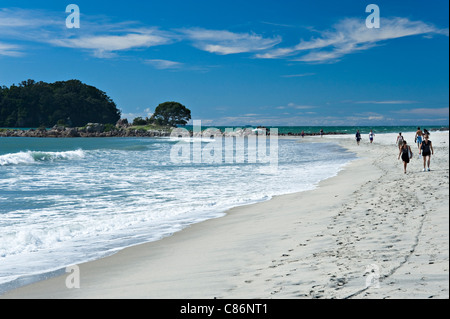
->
[398,140,413,174]
[419,134,434,172]
[356,130,362,145]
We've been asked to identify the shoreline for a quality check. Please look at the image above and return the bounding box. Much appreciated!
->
[1,132,448,299]
[1,125,448,139]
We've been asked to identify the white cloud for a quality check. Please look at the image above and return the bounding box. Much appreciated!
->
[179,28,281,55]
[0,42,23,57]
[0,8,60,56]
[394,108,449,116]
[122,107,154,121]
[1,7,447,66]
[121,112,141,121]
[0,8,175,58]
[355,100,418,104]
[281,73,316,78]
[368,115,385,120]
[256,17,449,63]
[144,59,183,69]
[0,8,59,28]
[50,29,173,57]
[276,102,316,110]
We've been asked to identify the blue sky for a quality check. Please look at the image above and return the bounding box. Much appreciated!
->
[0,0,448,126]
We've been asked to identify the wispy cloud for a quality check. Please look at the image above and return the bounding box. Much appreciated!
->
[281,73,316,78]
[393,108,449,117]
[179,28,281,55]
[0,8,59,56]
[256,17,449,63]
[260,21,296,28]
[214,113,390,126]
[352,112,386,121]
[276,102,317,110]
[0,42,23,57]
[0,8,175,58]
[1,7,448,67]
[0,8,280,59]
[50,29,173,58]
[144,59,183,69]
[355,100,418,105]
[0,8,59,29]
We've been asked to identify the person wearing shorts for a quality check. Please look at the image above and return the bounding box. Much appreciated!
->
[369,130,375,144]
[415,127,423,149]
[356,130,362,145]
[419,134,434,172]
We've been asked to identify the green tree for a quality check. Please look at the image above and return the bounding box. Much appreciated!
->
[0,79,121,127]
[150,101,191,127]
[132,117,147,126]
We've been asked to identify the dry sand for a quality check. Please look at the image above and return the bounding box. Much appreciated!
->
[2,131,448,299]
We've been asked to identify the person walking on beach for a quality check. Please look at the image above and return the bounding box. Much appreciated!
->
[419,134,434,172]
[415,127,423,150]
[369,130,375,144]
[301,130,305,138]
[396,133,404,150]
[356,130,362,145]
[320,129,324,137]
[398,140,413,174]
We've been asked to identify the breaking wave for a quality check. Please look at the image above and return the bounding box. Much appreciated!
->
[0,150,85,166]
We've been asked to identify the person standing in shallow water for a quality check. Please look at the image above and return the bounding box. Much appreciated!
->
[398,140,413,174]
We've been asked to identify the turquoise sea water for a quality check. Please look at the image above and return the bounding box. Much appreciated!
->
[2,125,447,135]
[0,133,355,293]
[182,125,447,135]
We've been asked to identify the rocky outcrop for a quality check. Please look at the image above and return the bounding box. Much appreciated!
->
[0,124,172,138]
[430,127,449,132]
[116,119,130,128]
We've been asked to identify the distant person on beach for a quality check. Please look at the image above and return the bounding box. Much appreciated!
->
[415,127,423,150]
[301,130,305,138]
[419,134,434,172]
[320,129,324,137]
[355,130,362,145]
[398,140,413,174]
[369,130,375,144]
[396,133,404,150]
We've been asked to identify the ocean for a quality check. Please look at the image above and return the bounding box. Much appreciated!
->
[0,132,363,293]
[182,125,447,135]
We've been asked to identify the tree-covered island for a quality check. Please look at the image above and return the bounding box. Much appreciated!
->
[0,79,192,137]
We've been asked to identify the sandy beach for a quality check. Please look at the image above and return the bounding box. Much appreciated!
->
[2,131,448,299]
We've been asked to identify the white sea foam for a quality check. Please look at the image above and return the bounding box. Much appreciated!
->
[0,150,85,166]
[0,139,355,292]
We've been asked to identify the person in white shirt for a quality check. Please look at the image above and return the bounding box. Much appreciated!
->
[369,130,375,144]
[396,133,404,150]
